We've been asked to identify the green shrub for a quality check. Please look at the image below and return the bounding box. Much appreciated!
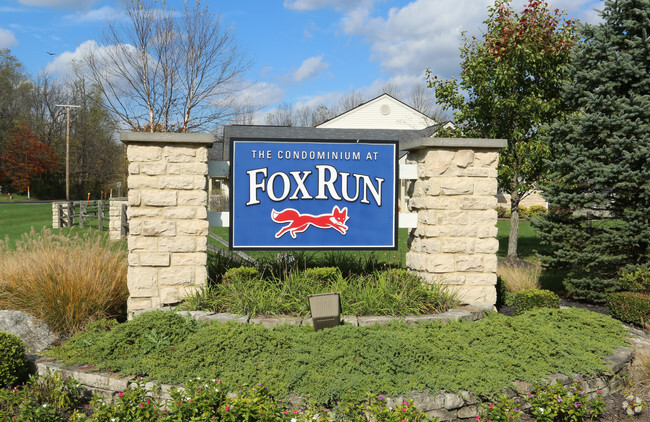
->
[527,205,547,217]
[606,291,650,326]
[497,206,510,218]
[564,276,622,303]
[304,267,342,284]
[495,276,508,308]
[223,266,260,283]
[517,205,529,218]
[619,265,650,293]
[0,331,28,387]
[206,250,249,284]
[510,289,560,315]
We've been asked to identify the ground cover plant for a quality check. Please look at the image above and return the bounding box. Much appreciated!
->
[0,228,128,336]
[47,307,627,407]
[183,267,458,317]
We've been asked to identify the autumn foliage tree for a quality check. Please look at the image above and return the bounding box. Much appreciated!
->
[0,124,58,193]
[427,0,578,257]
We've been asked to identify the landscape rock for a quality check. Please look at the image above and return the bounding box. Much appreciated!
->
[0,310,59,353]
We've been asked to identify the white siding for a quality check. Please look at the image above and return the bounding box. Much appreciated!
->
[317,95,435,130]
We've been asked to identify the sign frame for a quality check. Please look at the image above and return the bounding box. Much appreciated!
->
[229,137,399,251]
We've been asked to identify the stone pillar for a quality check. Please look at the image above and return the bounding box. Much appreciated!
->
[120,132,213,315]
[109,198,128,240]
[402,138,507,307]
[52,202,72,228]
[52,202,61,229]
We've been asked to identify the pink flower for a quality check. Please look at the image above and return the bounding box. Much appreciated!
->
[293,410,299,414]
[402,408,407,412]
[225,406,230,411]
[284,411,289,415]
[197,389,201,392]
[597,390,602,394]
[140,404,145,407]
[118,392,124,397]
[489,404,493,409]
[403,401,408,406]
[476,417,481,420]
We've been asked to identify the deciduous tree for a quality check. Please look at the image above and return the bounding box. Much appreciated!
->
[532,0,650,302]
[427,0,578,257]
[86,0,250,132]
[0,124,58,193]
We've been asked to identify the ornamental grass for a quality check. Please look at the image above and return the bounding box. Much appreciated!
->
[497,259,541,293]
[0,228,127,336]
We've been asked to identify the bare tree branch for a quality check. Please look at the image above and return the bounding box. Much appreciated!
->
[85,0,250,132]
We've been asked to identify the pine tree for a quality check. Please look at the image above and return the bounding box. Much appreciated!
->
[533,0,650,302]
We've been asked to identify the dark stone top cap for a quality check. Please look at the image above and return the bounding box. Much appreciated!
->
[120,132,215,145]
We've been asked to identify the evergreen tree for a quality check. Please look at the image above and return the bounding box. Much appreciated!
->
[533,0,650,302]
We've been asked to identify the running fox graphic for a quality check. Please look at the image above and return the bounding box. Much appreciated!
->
[271,206,349,239]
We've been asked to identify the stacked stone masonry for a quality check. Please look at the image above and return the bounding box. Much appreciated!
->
[109,198,128,240]
[403,139,506,306]
[51,202,71,229]
[121,133,213,315]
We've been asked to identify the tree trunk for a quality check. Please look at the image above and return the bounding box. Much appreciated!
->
[507,190,520,257]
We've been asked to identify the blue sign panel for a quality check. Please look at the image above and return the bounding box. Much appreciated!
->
[230,139,398,249]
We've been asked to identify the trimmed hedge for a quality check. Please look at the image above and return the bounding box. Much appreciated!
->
[510,289,560,315]
[0,332,28,387]
[606,291,650,327]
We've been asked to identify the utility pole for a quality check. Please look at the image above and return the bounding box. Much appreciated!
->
[55,103,81,200]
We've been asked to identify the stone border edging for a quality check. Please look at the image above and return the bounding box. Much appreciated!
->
[32,305,635,421]
[130,303,493,328]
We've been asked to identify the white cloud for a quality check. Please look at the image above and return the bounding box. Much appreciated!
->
[236,82,285,108]
[64,6,123,22]
[0,28,18,48]
[43,39,143,86]
[293,55,329,82]
[43,40,96,78]
[17,0,96,9]
[344,0,493,80]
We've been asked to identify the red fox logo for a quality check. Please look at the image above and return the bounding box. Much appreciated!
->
[271,206,350,239]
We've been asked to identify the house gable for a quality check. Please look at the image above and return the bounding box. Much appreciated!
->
[317,93,436,130]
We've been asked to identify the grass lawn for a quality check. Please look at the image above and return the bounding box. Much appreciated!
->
[0,203,52,246]
[0,202,120,250]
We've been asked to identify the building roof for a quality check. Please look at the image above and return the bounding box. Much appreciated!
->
[317,93,437,130]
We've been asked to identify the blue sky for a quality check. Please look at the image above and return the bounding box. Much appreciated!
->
[1,0,604,120]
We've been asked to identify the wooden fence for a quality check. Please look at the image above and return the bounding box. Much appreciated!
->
[55,200,109,230]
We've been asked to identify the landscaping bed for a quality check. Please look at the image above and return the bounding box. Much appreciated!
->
[35,307,630,420]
